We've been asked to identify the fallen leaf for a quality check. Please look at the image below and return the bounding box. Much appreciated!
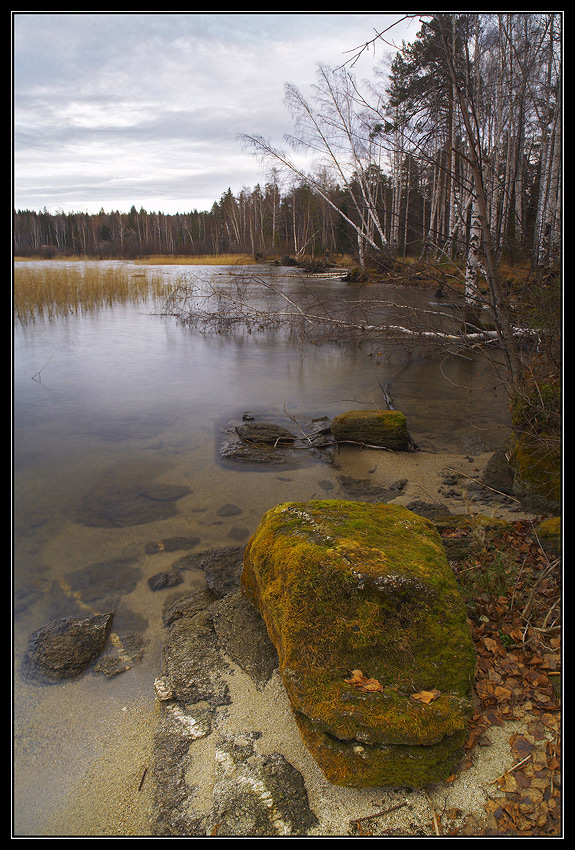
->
[411,688,441,704]
[345,669,383,692]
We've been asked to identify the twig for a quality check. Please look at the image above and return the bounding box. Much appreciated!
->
[350,801,407,827]
[31,354,54,382]
[424,790,441,835]
[443,465,520,503]
[138,766,148,791]
[489,754,532,784]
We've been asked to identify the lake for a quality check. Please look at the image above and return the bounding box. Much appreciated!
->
[13,260,512,834]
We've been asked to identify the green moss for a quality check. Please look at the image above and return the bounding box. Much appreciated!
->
[535,516,561,555]
[294,711,467,789]
[242,500,476,787]
[330,410,409,450]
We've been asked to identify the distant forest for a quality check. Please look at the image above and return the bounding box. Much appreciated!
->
[13,183,361,261]
[14,13,560,271]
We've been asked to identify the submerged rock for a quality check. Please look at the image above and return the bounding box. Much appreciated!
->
[331,410,410,450]
[148,568,184,591]
[219,421,297,465]
[241,500,476,788]
[77,483,191,527]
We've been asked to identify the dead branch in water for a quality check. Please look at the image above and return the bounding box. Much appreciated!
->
[163,270,540,360]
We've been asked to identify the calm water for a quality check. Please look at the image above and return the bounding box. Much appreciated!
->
[13,261,511,834]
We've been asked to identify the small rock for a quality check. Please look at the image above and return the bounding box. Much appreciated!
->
[22,613,113,683]
[148,569,183,591]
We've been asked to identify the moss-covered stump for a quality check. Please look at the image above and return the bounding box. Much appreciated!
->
[330,410,409,450]
[241,500,476,788]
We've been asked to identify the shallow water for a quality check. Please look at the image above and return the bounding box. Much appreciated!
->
[13,261,512,835]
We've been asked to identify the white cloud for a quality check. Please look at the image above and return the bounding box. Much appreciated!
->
[13,12,418,214]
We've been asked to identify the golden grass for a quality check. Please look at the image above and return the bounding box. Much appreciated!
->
[13,264,171,322]
[133,253,257,265]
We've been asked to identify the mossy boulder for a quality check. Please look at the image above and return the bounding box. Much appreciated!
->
[508,383,561,513]
[534,516,561,556]
[510,433,561,513]
[241,500,476,788]
[330,410,409,450]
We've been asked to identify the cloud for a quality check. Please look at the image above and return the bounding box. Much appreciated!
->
[13,12,417,214]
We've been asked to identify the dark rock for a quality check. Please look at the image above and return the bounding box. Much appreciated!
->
[482,446,515,496]
[151,702,214,836]
[205,733,318,836]
[210,590,278,687]
[407,500,452,520]
[148,569,183,591]
[201,546,245,598]
[337,474,407,503]
[150,556,315,836]
[162,587,218,627]
[22,613,113,683]
[219,421,296,465]
[157,609,231,708]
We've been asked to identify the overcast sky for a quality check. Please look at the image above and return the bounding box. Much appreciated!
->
[13,12,419,215]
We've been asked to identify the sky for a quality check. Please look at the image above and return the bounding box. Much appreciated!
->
[13,12,420,216]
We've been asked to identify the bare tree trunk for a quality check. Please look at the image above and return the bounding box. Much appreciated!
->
[437,14,522,386]
[464,191,484,329]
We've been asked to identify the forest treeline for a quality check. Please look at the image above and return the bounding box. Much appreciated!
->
[14,13,560,276]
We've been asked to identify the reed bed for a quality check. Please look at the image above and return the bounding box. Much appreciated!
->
[13,263,171,323]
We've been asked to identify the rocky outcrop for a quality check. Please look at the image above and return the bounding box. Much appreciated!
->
[150,578,317,836]
[241,500,476,788]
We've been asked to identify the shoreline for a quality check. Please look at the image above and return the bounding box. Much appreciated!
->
[15,446,556,837]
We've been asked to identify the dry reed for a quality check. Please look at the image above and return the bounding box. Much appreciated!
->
[13,264,171,323]
[133,254,257,266]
